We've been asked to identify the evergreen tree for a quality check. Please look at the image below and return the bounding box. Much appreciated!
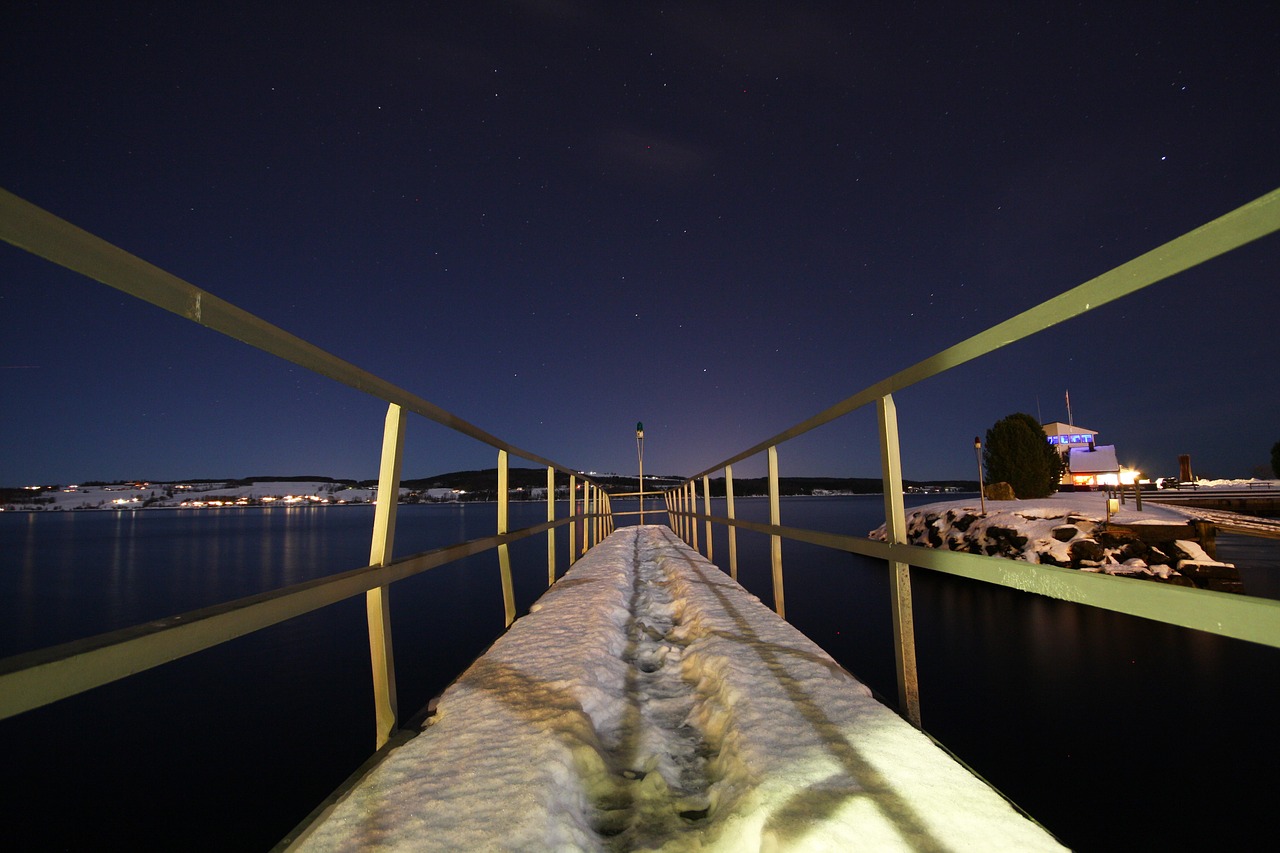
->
[983,412,1061,499]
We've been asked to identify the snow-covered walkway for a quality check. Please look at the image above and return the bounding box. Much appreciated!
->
[290,526,1065,851]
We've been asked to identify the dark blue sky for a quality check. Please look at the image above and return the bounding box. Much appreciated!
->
[3,2,1278,485]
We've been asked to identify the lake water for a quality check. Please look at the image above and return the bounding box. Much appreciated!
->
[2,497,1277,850]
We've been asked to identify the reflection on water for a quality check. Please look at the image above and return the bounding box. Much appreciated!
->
[0,503,574,657]
[2,507,357,655]
[1,498,1277,851]
[1216,532,1280,599]
[690,496,1280,850]
[0,502,566,851]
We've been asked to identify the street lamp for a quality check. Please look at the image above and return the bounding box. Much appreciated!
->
[636,422,645,525]
[974,436,986,515]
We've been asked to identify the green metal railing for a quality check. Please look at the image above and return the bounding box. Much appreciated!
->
[0,188,617,745]
[5,183,1280,749]
[662,186,1280,728]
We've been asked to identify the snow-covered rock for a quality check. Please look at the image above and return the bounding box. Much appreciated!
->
[869,493,1241,592]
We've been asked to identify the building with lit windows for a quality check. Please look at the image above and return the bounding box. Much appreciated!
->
[1041,422,1098,454]
[1041,422,1139,489]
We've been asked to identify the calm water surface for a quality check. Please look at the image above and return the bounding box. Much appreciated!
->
[2,497,1276,850]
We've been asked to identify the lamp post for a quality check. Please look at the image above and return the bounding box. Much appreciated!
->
[974,436,986,515]
[636,422,645,525]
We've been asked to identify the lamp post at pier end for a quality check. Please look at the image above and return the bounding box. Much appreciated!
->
[636,422,645,525]
[974,436,987,515]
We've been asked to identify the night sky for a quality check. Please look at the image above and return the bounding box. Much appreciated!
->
[3,2,1278,486]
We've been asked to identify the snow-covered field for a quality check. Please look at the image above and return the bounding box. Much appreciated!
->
[3,481,389,511]
[292,526,1064,851]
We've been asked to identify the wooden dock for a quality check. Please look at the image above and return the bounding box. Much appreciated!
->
[1145,488,1280,521]
[1143,494,1280,540]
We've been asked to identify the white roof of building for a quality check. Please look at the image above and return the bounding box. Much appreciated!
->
[1069,444,1119,473]
[1042,421,1098,437]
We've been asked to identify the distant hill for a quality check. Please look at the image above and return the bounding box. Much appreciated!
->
[403,468,568,494]
[404,468,976,497]
[4,469,977,509]
[699,475,977,496]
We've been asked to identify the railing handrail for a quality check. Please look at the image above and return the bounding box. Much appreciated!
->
[670,509,1280,649]
[0,512,613,721]
[684,186,1280,482]
[659,186,1280,725]
[4,181,1278,774]
[0,188,578,476]
[0,186,621,734]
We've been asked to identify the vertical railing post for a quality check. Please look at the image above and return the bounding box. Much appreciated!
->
[689,479,700,553]
[568,474,577,565]
[762,445,783,617]
[702,474,713,562]
[584,485,594,554]
[768,446,785,619]
[725,464,738,581]
[878,393,922,728]
[367,403,405,749]
[686,481,696,540]
[580,484,588,554]
[681,482,690,543]
[546,466,556,586]
[671,488,680,540]
[675,484,686,537]
[497,450,516,627]
[580,485,589,555]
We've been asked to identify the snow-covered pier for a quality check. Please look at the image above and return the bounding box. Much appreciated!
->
[287,526,1064,851]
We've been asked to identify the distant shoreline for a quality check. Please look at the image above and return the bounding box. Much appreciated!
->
[1,491,993,514]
